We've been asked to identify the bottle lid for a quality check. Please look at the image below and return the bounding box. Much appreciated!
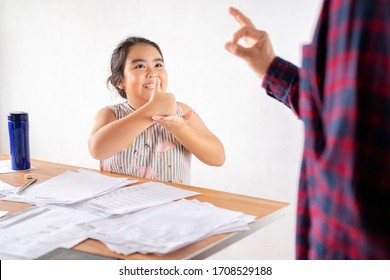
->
[8,111,29,121]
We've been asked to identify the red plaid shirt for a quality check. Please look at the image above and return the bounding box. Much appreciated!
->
[262,0,390,259]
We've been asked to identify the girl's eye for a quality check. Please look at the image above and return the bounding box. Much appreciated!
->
[155,63,164,68]
[135,64,145,69]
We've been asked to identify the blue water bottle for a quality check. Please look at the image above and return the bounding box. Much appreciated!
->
[8,112,31,170]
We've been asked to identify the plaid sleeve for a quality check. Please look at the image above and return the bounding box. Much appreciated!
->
[261,56,300,117]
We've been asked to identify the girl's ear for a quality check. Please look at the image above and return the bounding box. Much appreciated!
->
[117,81,124,90]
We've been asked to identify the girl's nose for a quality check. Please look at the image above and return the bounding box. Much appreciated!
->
[148,73,157,78]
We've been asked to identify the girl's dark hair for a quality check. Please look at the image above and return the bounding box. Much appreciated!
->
[107,36,164,99]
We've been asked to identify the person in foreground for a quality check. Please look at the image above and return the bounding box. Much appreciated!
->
[225,2,390,259]
[89,36,225,185]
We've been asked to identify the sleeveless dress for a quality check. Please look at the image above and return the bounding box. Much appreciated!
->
[100,102,191,185]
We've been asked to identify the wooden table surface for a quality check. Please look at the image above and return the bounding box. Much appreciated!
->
[0,154,289,260]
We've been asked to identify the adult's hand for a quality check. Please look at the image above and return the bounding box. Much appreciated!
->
[225,7,276,79]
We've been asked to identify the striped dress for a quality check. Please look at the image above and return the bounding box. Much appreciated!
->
[100,102,191,185]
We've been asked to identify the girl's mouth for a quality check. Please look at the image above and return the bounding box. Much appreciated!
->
[143,84,155,89]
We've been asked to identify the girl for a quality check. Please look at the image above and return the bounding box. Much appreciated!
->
[88,36,225,184]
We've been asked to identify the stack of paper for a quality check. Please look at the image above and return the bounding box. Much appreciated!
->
[1,168,257,258]
[0,206,99,260]
[1,169,137,205]
[74,182,200,215]
[79,199,256,255]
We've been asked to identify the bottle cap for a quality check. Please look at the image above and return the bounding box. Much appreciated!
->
[8,112,29,121]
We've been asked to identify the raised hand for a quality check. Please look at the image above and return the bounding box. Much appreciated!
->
[225,7,276,79]
[146,78,177,117]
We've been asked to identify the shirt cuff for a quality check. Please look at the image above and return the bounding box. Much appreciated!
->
[261,56,300,113]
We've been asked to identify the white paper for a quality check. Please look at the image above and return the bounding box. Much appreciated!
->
[0,180,16,196]
[0,160,17,174]
[79,199,256,255]
[0,206,100,260]
[75,181,200,215]
[0,211,8,218]
[0,180,14,190]
[1,169,137,205]
[0,160,33,174]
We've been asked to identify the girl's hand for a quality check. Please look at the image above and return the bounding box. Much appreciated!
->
[152,110,194,133]
[146,78,177,117]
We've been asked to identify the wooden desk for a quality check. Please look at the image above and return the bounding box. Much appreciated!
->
[0,155,289,260]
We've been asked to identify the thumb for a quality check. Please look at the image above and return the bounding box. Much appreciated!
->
[151,77,160,98]
[182,110,194,122]
[225,42,252,59]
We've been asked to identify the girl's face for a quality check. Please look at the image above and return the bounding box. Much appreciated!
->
[119,44,168,109]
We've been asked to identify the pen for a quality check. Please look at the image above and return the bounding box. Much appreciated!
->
[17,178,37,195]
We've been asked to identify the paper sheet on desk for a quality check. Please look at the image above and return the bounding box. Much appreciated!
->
[0,206,100,260]
[79,199,256,255]
[0,211,8,218]
[1,169,137,205]
[74,181,200,215]
[0,180,15,196]
[0,160,33,174]
[0,160,18,174]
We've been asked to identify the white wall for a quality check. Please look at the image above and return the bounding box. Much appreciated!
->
[0,0,322,259]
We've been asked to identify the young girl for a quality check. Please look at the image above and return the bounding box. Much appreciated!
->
[88,36,225,184]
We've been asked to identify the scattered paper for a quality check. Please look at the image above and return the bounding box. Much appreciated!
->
[0,168,257,259]
[0,206,100,260]
[79,199,256,255]
[1,169,137,205]
[0,180,17,197]
[74,181,200,215]
[0,211,8,218]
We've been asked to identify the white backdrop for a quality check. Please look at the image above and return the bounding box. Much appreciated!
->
[0,0,322,259]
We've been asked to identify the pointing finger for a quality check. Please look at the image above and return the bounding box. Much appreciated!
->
[229,7,256,29]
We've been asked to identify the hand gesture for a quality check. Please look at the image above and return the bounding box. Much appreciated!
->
[225,7,276,79]
[152,110,194,134]
[146,78,177,117]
